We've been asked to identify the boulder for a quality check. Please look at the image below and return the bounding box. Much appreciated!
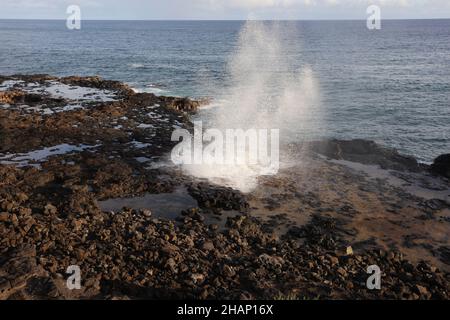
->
[0,90,26,104]
[430,154,450,178]
[165,97,200,113]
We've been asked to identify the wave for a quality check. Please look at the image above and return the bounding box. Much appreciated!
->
[130,63,145,69]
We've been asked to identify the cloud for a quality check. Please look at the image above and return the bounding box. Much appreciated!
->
[202,0,315,10]
[0,0,449,19]
[201,0,448,9]
[1,0,102,9]
[206,0,297,9]
[195,0,450,20]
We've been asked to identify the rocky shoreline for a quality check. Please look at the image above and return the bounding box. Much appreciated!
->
[0,75,449,300]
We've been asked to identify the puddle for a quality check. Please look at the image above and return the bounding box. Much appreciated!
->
[42,81,118,101]
[0,80,25,90]
[329,158,450,203]
[98,187,198,220]
[98,186,244,226]
[2,80,119,102]
[128,140,152,149]
[0,143,100,167]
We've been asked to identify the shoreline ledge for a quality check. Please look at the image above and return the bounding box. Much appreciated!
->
[0,74,449,300]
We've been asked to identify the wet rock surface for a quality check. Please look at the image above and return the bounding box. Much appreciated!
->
[431,154,450,179]
[1,75,449,300]
[305,139,422,172]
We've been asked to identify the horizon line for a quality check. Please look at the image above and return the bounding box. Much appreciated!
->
[1,18,450,22]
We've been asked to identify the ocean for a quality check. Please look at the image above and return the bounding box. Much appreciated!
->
[0,19,449,162]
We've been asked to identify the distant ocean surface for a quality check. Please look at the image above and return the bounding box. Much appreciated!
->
[0,19,449,162]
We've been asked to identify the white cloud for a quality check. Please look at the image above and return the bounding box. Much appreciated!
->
[1,0,101,9]
[197,0,450,19]
[0,0,449,19]
[201,0,448,9]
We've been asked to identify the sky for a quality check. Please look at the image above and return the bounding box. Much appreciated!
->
[0,0,450,20]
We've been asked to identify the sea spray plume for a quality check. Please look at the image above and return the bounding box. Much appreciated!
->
[275,66,321,140]
[214,20,321,134]
[181,21,322,192]
[215,20,286,130]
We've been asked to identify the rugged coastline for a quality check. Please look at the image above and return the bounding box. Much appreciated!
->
[0,75,449,300]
